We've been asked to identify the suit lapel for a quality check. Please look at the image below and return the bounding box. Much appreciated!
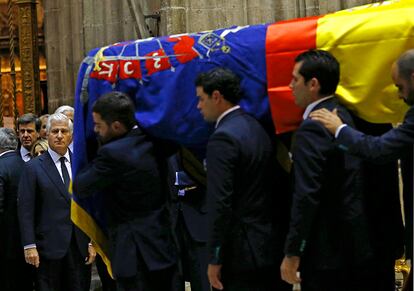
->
[40,152,71,203]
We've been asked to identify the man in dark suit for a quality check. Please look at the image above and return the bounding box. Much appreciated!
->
[0,128,36,291]
[310,48,414,289]
[73,91,178,291]
[18,113,95,291]
[281,50,378,291]
[168,152,210,291]
[196,68,290,291]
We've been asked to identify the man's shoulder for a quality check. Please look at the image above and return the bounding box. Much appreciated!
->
[0,152,23,171]
[25,152,50,169]
[0,151,20,160]
[212,114,247,140]
[102,130,148,150]
[98,130,154,161]
[215,110,258,132]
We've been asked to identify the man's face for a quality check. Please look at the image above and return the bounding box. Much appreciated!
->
[92,112,116,144]
[290,61,314,109]
[18,122,39,150]
[47,120,72,155]
[392,63,414,106]
[196,86,219,122]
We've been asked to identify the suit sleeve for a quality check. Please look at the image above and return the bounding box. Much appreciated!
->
[73,147,122,198]
[206,132,238,264]
[17,163,38,247]
[337,108,414,162]
[284,120,332,256]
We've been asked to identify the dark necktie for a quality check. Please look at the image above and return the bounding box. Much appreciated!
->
[60,156,71,191]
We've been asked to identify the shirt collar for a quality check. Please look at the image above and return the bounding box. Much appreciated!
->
[20,146,31,161]
[48,148,70,163]
[302,95,334,120]
[0,150,15,157]
[215,105,241,128]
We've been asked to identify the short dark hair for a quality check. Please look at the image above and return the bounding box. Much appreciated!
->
[195,67,241,104]
[397,49,414,81]
[92,91,137,130]
[17,113,40,132]
[295,49,340,96]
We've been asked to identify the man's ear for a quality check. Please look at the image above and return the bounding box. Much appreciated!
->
[111,121,122,131]
[211,90,222,103]
[309,77,321,92]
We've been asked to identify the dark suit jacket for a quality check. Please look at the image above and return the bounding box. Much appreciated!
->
[0,151,25,259]
[285,97,373,270]
[168,153,207,243]
[73,127,176,278]
[17,151,89,260]
[337,105,414,259]
[206,108,280,273]
[337,105,414,160]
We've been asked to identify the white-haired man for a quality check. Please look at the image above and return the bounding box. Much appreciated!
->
[18,113,95,291]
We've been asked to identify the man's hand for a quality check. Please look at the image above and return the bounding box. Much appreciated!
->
[280,255,301,285]
[309,108,343,135]
[208,264,223,290]
[85,243,96,265]
[24,247,40,268]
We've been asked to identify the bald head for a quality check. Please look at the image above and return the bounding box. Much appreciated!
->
[392,49,414,106]
[397,49,414,81]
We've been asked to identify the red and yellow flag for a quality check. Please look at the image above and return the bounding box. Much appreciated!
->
[266,0,414,134]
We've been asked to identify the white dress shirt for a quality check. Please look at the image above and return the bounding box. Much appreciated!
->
[48,148,72,183]
[20,146,31,162]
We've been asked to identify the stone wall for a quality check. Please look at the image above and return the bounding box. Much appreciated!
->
[43,0,375,110]
[43,0,159,110]
[160,0,376,34]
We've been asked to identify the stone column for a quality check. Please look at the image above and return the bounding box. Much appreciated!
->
[16,0,41,114]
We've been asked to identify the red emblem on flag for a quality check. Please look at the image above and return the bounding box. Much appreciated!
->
[145,49,171,75]
[90,61,119,83]
[168,35,199,64]
[119,60,142,80]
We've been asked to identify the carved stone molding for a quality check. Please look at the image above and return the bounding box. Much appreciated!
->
[17,0,40,114]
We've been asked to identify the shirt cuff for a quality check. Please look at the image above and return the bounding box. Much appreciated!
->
[335,124,348,138]
[24,244,36,250]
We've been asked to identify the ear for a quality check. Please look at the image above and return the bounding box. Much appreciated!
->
[111,121,123,131]
[309,77,321,92]
[211,90,222,103]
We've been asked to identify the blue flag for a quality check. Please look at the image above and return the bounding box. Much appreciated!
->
[71,24,272,274]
